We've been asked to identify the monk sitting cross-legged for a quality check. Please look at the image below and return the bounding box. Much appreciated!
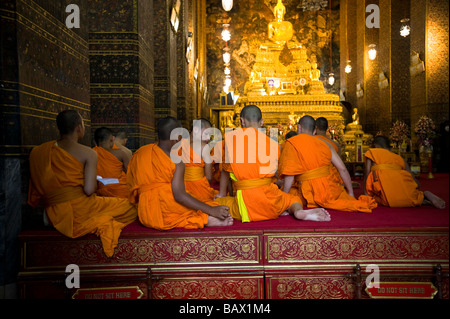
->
[179,118,219,202]
[364,135,445,209]
[279,115,377,213]
[127,116,233,230]
[28,110,137,258]
[215,105,331,222]
[93,127,130,198]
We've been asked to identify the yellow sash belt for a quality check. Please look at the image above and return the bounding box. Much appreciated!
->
[230,174,274,223]
[184,166,205,181]
[371,164,402,171]
[295,165,331,182]
[43,186,86,207]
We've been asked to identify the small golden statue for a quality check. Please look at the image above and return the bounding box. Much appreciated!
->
[352,108,359,125]
[268,0,293,43]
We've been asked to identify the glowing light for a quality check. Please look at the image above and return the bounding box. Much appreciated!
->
[222,0,233,11]
[345,60,352,73]
[368,44,377,60]
[328,73,335,85]
[223,52,231,64]
[221,29,231,42]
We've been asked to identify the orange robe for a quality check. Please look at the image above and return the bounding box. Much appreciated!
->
[93,146,129,198]
[28,141,137,257]
[278,134,377,213]
[217,127,301,222]
[180,139,218,202]
[127,143,211,230]
[315,135,343,185]
[364,148,424,207]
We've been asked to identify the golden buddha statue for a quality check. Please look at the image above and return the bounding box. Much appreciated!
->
[268,0,293,44]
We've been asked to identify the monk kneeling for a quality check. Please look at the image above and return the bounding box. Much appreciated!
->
[127,116,233,230]
[93,127,130,198]
[279,115,377,213]
[28,110,137,257]
[216,105,330,222]
[364,135,445,209]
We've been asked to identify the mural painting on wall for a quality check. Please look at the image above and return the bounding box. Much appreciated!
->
[206,0,340,105]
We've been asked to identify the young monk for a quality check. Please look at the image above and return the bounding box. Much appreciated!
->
[93,127,130,198]
[364,135,446,209]
[215,105,331,222]
[180,118,218,202]
[127,116,233,230]
[113,131,133,159]
[279,115,377,213]
[27,110,137,257]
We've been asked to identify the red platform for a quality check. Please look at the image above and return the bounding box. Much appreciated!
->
[18,174,449,299]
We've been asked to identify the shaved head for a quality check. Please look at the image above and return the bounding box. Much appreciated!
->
[298,115,316,133]
[191,118,212,132]
[315,117,329,132]
[94,127,113,145]
[56,110,82,136]
[240,104,262,123]
[373,135,391,149]
[157,116,181,141]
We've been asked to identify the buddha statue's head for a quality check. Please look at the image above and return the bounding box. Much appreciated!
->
[274,0,286,22]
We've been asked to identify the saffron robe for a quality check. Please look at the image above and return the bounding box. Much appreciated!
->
[279,134,377,213]
[28,141,137,257]
[364,148,424,207]
[315,135,343,185]
[217,127,301,222]
[179,139,218,202]
[93,146,129,198]
[127,143,210,230]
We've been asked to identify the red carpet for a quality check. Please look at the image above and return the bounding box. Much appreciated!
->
[123,173,449,233]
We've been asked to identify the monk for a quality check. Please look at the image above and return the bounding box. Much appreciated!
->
[180,118,218,202]
[315,117,341,155]
[315,117,343,185]
[279,115,377,213]
[215,105,331,222]
[113,131,133,159]
[93,127,130,198]
[28,110,137,257]
[127,116,233,230]
[364,135,446,209]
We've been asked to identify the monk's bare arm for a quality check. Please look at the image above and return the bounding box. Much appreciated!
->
[282,175,294,193]
[330,147,354,197]
[83,148,98,196]
[172,162,230,219]
[363,158,372,195]
[218,169,230,197]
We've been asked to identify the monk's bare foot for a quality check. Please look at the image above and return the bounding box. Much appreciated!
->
[424,191,446,209]
[280,211,290,216]
[206,216,234,227]
[294,208,331,221]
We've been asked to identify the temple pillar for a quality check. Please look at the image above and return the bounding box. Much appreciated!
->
[0,0,90,297]
[88,0,155,149]
[410,0,449,129]
[153,0,178,122]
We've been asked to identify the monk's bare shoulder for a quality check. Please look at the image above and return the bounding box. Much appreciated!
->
[73,143,97,164]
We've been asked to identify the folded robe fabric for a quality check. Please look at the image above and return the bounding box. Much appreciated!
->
[93,146,129,198]
[218,127,301,222]
[179,138,218,202]
[127,143,211,230]
[28,141,137,257]
[364,148,424,207]
[278,134,377,213]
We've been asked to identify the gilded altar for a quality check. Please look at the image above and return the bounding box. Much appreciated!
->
[214,0,345,139]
